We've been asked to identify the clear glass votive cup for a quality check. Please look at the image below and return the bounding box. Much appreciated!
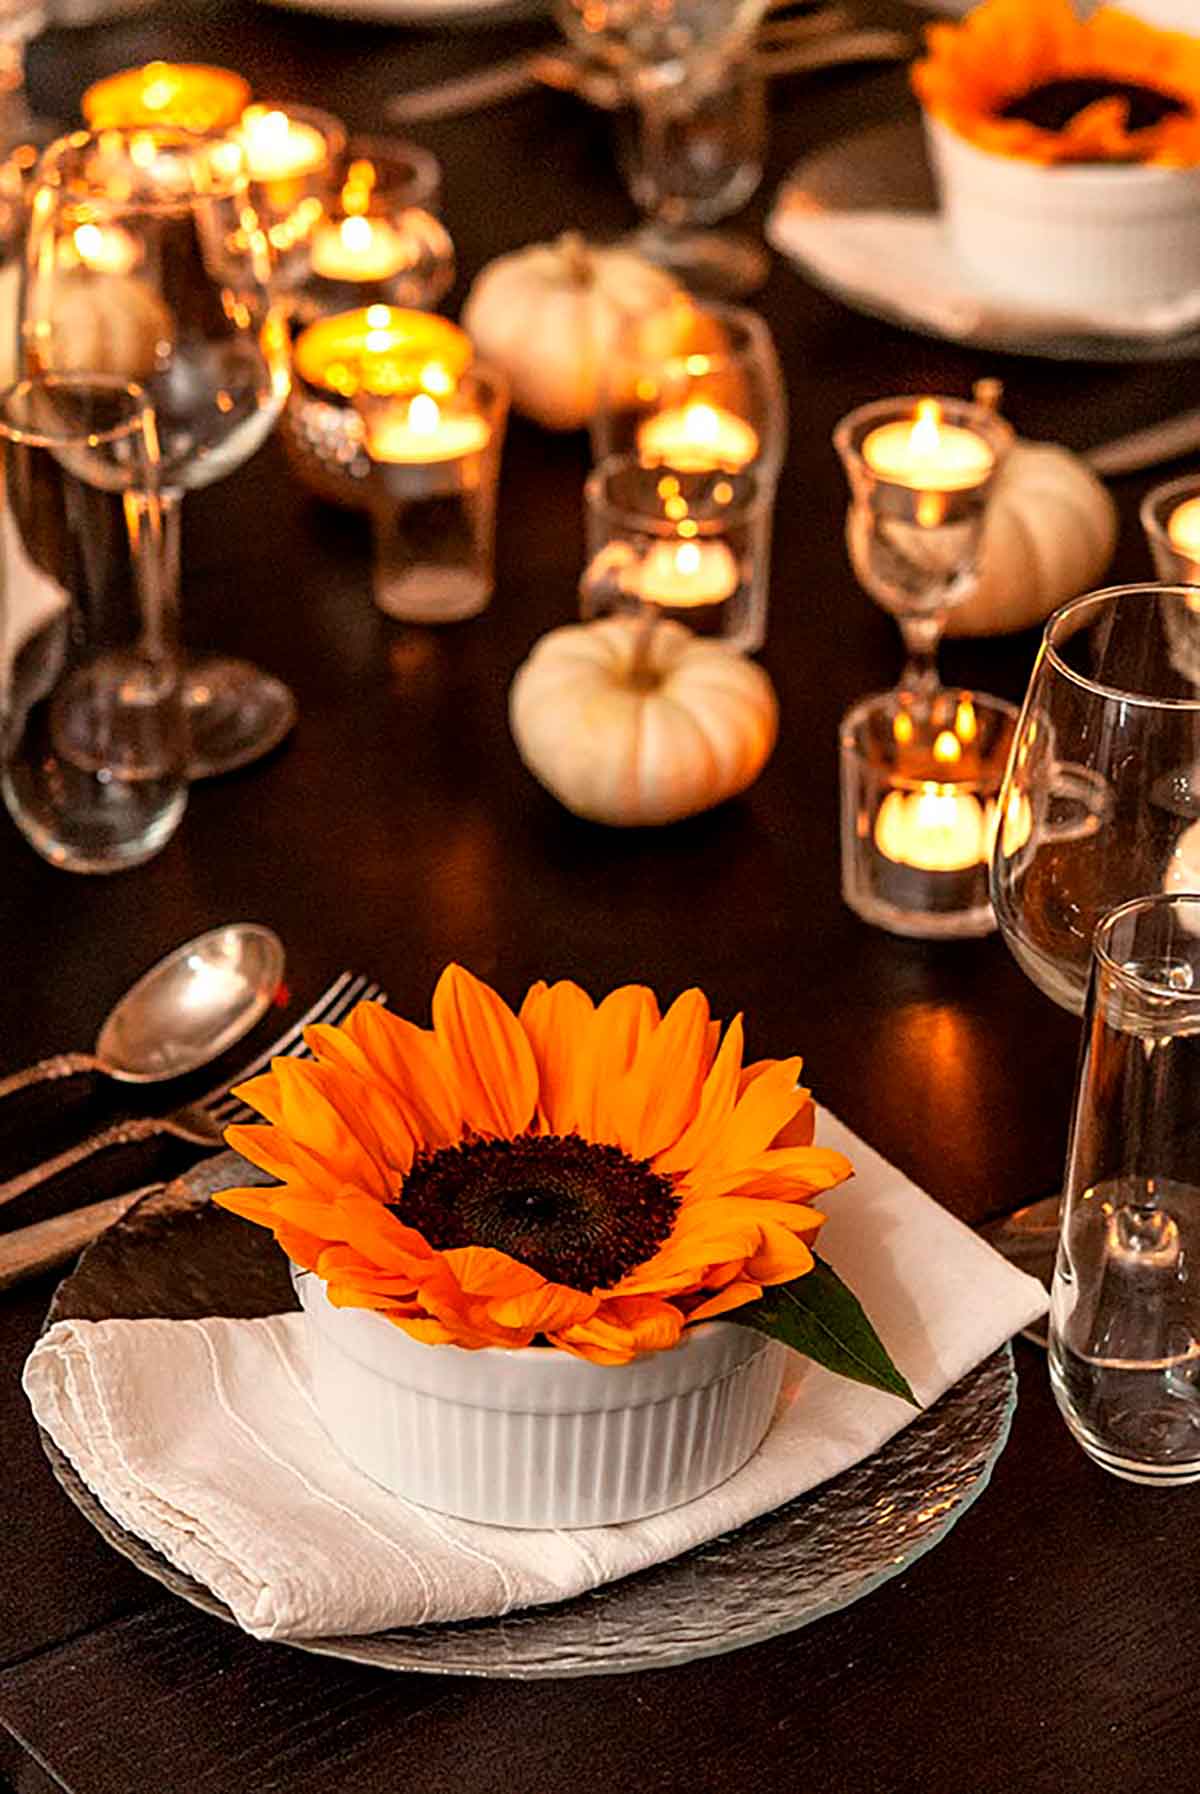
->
[581,453,773,653]
[590,297,786,484]
[839,685,1019,939]
[1049,891,1200,1485]
[0,376,188,871]
[290,134,454,326]
[356,361,509,624]
[1140,474,1200,685]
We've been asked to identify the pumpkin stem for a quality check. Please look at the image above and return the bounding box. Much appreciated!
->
[557,231,594,287]
[628,607,663,690]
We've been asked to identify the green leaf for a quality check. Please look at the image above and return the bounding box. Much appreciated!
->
[729,1255,919,1407]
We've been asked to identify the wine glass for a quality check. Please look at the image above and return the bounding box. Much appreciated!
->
[22,127,294,779]
[834,394,1014,697]
[989,582,1200,1286]
[551,0,771,294]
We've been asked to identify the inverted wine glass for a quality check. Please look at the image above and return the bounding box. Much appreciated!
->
[989,582,1200,1283]
[550,0,771,294]
[22,127,293,778]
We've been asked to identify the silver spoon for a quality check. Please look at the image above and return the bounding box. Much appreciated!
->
[0,924,286,1099]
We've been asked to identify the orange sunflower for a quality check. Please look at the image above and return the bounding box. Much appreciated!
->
[215,965,853,1366]
[913,0,1200,167]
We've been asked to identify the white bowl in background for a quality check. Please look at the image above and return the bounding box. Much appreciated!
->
[923,110,1200,313]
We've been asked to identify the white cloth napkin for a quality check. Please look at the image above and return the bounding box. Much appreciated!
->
[766,201,1200,345]
[24,1114,1047,1642]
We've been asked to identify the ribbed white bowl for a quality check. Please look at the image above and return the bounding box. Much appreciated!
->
[295,1273,787,1528]
[924,112,1200,312]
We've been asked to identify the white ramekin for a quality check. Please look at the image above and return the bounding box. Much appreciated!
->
[295,1272,787,1528]
[923,111,1200,312]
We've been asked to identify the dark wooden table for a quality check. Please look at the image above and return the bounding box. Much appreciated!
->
[1,4,1196,1789]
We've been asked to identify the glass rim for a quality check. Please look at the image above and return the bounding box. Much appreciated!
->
[35,125,250,207]
[1043,581,1200,711]
[1094,891,1200,999]
[586,451,772,532]
[832,393,1016,472]
[1139,472,1200,548]
[0,374,151,449]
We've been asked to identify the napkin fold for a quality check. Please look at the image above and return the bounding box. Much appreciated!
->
[24,1114,1047,1642]
[766,200,1200,345]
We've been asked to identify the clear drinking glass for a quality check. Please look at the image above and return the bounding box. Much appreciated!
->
[0,375,187,871]
[22,128,293,779]
[1050,892,1200,1484]
[989,584,1200,1286]
[551,0,772,294]
[591,296,786,482]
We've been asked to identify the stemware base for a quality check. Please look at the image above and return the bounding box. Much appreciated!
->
[625,225,769,298]
[183,658,297,781]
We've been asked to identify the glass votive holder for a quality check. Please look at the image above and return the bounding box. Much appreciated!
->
[590,297,787,484]
[281,304,473,507]
[236,102,346,280]
[582,454,772,652]
[1141,475,1200,686]
[290,137,453,328]
[356,362,509,624]
[840,686,1019,939]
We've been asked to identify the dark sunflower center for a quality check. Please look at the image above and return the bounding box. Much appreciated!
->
[997,77,1189,135]
[390,1132,680,1292]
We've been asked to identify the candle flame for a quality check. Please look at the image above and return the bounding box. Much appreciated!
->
[419,361,454,398]
[408,392,441,435]
[341,159,376,216]
[340,214,373,252]
[675,541,702,577]
[141,74,179,111]
[73,222,103,259]
[933,729,962,766]
[682,403,720,447]
[911,398,942,457]
[954,698,978,744]
[893,711,914,746]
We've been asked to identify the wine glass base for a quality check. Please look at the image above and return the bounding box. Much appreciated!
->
[625,226,769,298]
[977,1194,1061,1347]
[184,658,297,781]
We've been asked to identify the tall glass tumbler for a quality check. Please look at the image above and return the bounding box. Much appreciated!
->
[1050,892,1200,1484]
[0,375,186,871]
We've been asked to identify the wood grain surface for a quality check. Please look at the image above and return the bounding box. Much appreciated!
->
[2,1,1197,1788]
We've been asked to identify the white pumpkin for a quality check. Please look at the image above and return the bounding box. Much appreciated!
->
[509,615,778,827]
[945,440,1117,637]
[461,233,687,432]
[36,270,173,384]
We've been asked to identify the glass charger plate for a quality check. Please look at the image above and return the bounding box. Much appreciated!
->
[39,1154,1017,1680]
[767,114,1200,365]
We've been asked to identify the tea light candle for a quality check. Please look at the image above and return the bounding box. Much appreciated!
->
[874,784,988,873]
[862,399,995,492]
[310,214,410,283]
[239,106,329,183]
[633,539,740,608]
[1167,497,1200,562]
[82,63,251,132]
[637,402,759,473]
[69,222,139,276]
[363,391,490,466]
[293,306,472,399]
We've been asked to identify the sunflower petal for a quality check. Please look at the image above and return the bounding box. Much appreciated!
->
[432,964,539,1138]
[586,985,660,1141]
[519,978,597,1136]
[606,988,712,1159]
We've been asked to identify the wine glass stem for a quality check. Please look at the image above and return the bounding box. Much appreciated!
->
[898,613,945,695]
[122,486,181,663]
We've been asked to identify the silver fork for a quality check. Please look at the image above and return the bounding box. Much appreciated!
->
[0,972,386,1211]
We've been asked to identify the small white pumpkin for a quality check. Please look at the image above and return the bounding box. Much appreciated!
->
[945,439,1117,637]
[462,232,687,432]
[509,615,778,827]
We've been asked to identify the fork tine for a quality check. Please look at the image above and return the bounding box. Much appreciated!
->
[203,977,388,1127]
